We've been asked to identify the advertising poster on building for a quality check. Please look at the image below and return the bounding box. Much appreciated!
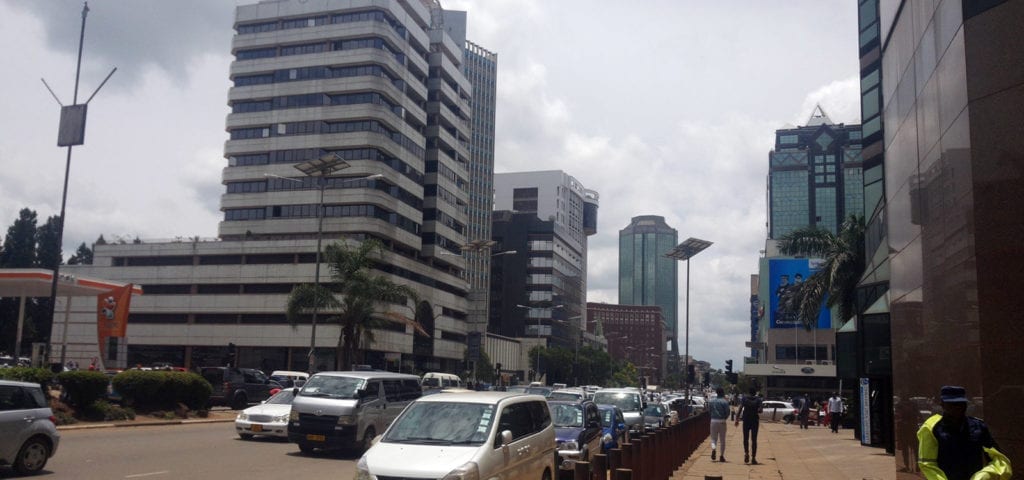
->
[767,258,831,328]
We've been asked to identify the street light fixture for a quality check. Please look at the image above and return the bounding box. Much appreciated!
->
[516,303,564,382]
[293,153,350,373]
[666,237,713,410]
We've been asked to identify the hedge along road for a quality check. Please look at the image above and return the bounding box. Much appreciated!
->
[33,422,358,479]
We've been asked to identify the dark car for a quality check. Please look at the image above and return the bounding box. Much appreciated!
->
[597,404,627,453]
[200,367,279,410]
[549,400,603,472]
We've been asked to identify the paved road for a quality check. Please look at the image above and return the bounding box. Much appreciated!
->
[2,423,358,479]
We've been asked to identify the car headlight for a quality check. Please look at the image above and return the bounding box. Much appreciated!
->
[275,414,290,423]
[558,440,579,451]
[337,415,356,426]
[441,461,480,480]
[289,410,299,421]
[236,413,248,421]
[354,455,374,480]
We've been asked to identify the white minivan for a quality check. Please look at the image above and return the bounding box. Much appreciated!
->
[357,392,556,480]
[420,372,463,391]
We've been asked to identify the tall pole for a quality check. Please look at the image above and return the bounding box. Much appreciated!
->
[536,315,541,382]
[309,175,325,372]
[45,3,90,366]
[685,257,691,407]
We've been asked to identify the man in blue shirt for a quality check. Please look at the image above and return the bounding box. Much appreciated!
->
[708,387,730,462]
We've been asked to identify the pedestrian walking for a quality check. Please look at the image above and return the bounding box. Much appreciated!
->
[828,392,845,433]
[708,387,730,462]
[917,386,1011,480]
[734,386,763,465]
[797,394,811,429]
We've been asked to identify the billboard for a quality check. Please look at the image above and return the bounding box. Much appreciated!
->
[767,258,831,329]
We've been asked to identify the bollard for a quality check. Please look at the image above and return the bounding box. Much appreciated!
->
[609,448,622,473]
[632,437,643,480]
[593,454,608,480]
[654,429,664,480]
[621,443,633,474]
[704,476,723,480]
[574,461,590,480]
[613,468,633,480]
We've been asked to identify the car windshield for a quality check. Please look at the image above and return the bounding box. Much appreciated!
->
[644,404,666,416]
[299,376,363,399]
[265,389,295,405]
[525,387,553,397]
[594,393,640,412]
[551,403,584,427]
[384,401,495,446]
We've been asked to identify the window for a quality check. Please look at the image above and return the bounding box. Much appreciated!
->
[363,381,380,399]
[383,380,402,402]
[497,402,535,442]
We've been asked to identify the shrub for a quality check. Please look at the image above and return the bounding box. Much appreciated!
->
[112,370,212,410]
[87,400,135,421]
[53,410,78,425]
[56,370,110,407]
[0,367,55,386]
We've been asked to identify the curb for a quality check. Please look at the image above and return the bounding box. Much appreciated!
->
[58,418,234,431]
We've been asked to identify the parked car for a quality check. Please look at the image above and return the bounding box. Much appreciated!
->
[596,404,627,453]
[760,400,798,424]
[235,388,295,440]
[419,372,463,392]
[200,367,279,410]
[356,392,556,480]
[548,388,586,402]
[0,379,60,475]
[592,388,645,439]
[269,370,308,388]
[549,400,603,472]
[288,371,421,454]
[642,403,672,431]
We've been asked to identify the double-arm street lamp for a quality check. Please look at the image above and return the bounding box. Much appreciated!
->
[666,237,713,408]
[516,303,564,382]
[292,153,382,372]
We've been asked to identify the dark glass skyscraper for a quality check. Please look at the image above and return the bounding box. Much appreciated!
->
[768,112,864,239]
[618,215,678,354]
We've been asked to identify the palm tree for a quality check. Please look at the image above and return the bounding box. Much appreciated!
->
[777,215,866,330]
[286,239,420,371]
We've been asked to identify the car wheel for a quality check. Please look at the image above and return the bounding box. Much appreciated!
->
[361,426,376,453]
[13,437,51,475]
[784,415,794,424]
[298,443,316,454]
[239,433,254,440]
[230,392,248,410]
[542,468,552,480]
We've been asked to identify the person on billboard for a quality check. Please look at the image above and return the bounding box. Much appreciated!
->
[774,274,790,325]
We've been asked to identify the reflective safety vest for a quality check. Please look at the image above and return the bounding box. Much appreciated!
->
[917,414,1012,480]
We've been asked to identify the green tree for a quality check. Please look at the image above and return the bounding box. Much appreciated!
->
[35,215,62,270]
[67,242,93,265]
[778,215,866,329]
[610,361,640,388]
[1,208,38,268]
[286,239,419,371]
[576,345,614,386]
[471,350,496,384]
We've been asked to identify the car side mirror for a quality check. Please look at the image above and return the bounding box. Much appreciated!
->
[617,422,626,431]
[499,430,513,448]
[292,387,300,396]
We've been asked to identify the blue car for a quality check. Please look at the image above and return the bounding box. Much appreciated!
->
[597,404,628,453]
[549,400,603,471]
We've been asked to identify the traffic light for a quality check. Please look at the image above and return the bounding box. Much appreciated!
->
[702,371,710,387]
[227,342,237,367]
[725,359,733,374]
[686,364,696,384]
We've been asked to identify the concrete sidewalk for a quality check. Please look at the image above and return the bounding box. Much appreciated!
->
[671,420,895,480]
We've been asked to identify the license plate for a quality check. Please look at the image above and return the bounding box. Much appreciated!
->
[251,425,263,432]
[306,434,326,442]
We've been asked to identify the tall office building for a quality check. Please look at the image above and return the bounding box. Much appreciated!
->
[618,215,679,355]
[871,0,1024,468]
[55,0,490,374]
[492,171,598,341]
[767,112,864,239]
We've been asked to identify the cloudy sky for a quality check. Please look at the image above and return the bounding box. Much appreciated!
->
[0,0,860,370]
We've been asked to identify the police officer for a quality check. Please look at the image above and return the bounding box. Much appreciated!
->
[917,386,1011,480]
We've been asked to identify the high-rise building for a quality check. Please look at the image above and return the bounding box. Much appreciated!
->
[871,0,1024,468]
[618,215,678,354]
[54,0,491,374]
[587,302,665,384]
[767,112,864,239]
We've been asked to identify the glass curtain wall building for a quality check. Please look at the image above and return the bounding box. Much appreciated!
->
[618,215,678,355]
[768,113,864,239]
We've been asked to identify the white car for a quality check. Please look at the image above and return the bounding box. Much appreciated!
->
[0,380,60,475]
[357,392,556,480]
[235,389,294,439]
[760,400,798,424]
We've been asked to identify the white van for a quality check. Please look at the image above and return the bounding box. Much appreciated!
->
[357,392,556,480]
[270,370,309,388]
[420,372,463,391]
[287,371,421,453]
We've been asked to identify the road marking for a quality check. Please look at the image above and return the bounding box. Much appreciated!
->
[125,471,169,478]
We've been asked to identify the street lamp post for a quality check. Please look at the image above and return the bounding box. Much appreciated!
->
[292,153,356,372]
[666,237,713,411]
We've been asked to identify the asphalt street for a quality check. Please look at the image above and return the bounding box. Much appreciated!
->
[1,422,358,479]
